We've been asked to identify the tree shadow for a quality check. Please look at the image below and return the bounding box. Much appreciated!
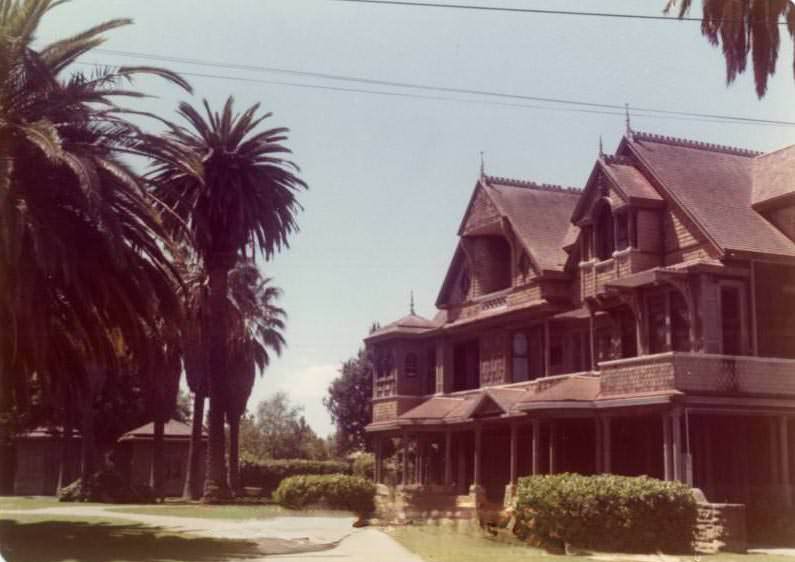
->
[0,519,335,562]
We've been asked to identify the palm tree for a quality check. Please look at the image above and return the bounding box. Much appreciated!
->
[150,98,306,500]
[225,263,285,493]
[0,0,190,493]
[665,0,795,97]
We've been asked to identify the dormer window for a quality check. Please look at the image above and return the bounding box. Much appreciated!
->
[459,266,471,297]
[593,200,615,260]
[518,251,531,279]
[616,212,629,251]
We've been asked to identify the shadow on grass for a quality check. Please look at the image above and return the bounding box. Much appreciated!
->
[0,518,317,562]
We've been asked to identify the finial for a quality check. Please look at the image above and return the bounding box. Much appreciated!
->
[480,151,485,179]
[410,290,415,315]
[598,135,604,158]
[625,102,633,138]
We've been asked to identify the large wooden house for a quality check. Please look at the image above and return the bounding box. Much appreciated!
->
[365,131,795,509]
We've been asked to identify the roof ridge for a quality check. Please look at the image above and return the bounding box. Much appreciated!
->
[601,153,635,166]
[484,174,582,194]
[631,130,761,157]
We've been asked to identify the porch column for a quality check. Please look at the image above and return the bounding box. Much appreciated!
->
[509,422,518,485]
[531,419,541,475]
[416,436,423,485]
[374,436,383,484]
[594,416,603,473]
[401,432,409,486]
[779,416,792,507]
[457,433,466,494]
[662,413,672,481]
[549,421,558,474]
[672,409,683,482]
[601,416,612,474]
[444,430,453,487]
[769,417,779,484]
[473,425,483,488]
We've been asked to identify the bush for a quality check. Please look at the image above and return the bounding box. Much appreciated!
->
[351,452,374,480]
[239,458,351,497]
[513,473,697,553]
[273,474,376,515]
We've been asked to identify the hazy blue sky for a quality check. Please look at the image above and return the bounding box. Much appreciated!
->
[38,1,795,436]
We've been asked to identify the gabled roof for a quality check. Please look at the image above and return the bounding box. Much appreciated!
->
[516,376,600,409]
[484,176,581,273]
[753,145,795,210]
[119,419,204,442]
[621,131,795,259]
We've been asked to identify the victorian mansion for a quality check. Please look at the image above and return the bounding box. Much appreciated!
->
[364,130,795,508]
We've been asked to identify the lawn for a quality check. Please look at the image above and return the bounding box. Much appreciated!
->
[0,496,70,511]
[0,514,263,562]
[388,526,795,562]
[107,503,351,520]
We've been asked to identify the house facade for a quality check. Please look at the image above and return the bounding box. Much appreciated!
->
[365,131,795,510]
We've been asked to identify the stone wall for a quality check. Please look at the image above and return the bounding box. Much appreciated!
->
[694,502,746,554]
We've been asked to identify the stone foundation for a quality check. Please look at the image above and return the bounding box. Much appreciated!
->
[373,483,477,525]
[694,502,746,554]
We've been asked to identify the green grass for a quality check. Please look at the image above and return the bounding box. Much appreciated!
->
[388,526,795,562]
[107,503,352,520]
[0,496,65,511]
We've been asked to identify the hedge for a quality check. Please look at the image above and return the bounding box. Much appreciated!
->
[239,458,351,496]
[513,473,697,553]
[351,452,374,480]
[273,474,376,515]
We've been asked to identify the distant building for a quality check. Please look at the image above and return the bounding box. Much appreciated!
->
[117,420,207,497]
[13,427,81,495]
[366,131,795,510]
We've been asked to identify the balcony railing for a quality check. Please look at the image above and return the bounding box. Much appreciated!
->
[599,352,795,397]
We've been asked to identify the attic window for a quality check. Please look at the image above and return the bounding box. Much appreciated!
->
[460,267,471,297]
[593,200,615,261]
[518,251,531,278]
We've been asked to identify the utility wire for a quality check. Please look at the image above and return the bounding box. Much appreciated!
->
[79,60,795,129]
[93,48,795,127]
[331,0,790,25]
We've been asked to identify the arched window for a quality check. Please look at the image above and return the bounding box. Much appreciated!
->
[593,200,615,261]
[405,352,418,377]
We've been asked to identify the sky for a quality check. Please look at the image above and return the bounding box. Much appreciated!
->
[37,0,795,436]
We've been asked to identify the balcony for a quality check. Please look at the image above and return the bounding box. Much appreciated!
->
[599,352,795,398]
[579,248,661,298]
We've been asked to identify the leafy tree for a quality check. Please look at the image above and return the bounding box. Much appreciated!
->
[0,0,189,493]
[150,98,306,500]
[241,392,329,460]
[666,0,795,97]
[324,347,373,455]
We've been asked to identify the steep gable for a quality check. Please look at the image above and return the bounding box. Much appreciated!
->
[620,132,795,259]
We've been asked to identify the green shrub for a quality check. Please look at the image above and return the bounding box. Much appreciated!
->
[273,474,376,515]
[239,458,351,496]
[351,452,374,480]
[513,473,697,553]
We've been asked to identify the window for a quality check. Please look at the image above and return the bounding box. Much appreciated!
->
[721,286,743,355]
[616,212,629,251]
[518,251,531,279]
[405,353,418,377]
[528,326,545,379]
[453,340,479,391]
[618,307,637,358]
[670,291,691,351]
[459,266,471,297]
[593,201,615,260]
[512,333,529,382]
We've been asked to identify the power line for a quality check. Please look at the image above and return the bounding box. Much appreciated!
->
[92,48,795,127]
[79,60,795,129]
[331,0,789,25]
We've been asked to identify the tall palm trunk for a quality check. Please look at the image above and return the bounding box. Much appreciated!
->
[0,358,14,495]
[204,265,230,501]
[80,405,96,500]
[183,391,206,499]
[150,419,165,502]
[227,411,241,494]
